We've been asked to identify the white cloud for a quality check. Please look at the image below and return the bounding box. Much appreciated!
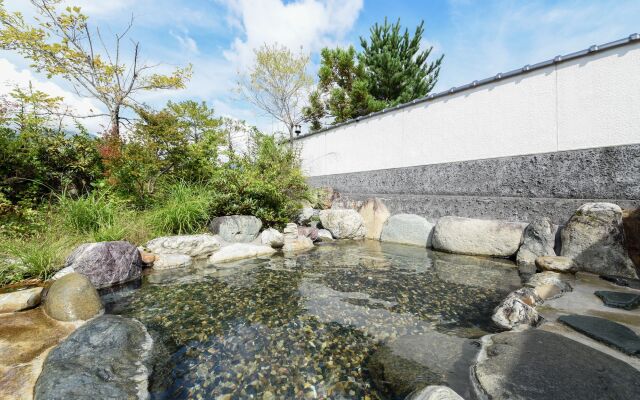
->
[0,58,108,133]
[220,0,364,70]
[170,30,200,54]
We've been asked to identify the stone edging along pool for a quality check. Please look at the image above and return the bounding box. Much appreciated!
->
[1,197,639,399]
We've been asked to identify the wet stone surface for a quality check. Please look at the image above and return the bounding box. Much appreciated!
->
[558,314,640,356]
[595,290,640,310]
[105,241,520,399]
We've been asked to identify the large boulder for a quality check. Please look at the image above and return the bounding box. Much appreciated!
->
[0,287,42,314]
[145,234,220,258]
[319,209,366,239]
[208,243,276,264]
[208,215,262,243]
[358,198,390,240]
[43,273,103,322]
[381,214,433,247]
[432,217,526,257]
[561,203,637,278]
[64,241,142,289]
[34,315,153,400]
[471,329,640,400]
[516,217,556,274]
[260,228,284,248]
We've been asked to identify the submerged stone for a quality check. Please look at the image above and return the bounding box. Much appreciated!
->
[472,329,640,400]
[369,333,478,399]
[34,315,153,400]
[595,290,640,310]
[558,314,640,356]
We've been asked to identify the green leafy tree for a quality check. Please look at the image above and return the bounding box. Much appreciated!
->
[237,43,313,141]
[109,101,224,204]
[360,18,443,104]
[7,83,71,133]
[0,0,192,139]
[303,46,384,130]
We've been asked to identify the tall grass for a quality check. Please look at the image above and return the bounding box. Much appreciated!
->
[56,190,122,234]
[148,182,212,234]
[0,235,72,285]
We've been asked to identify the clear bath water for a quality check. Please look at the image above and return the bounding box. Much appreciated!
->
[104,241,521,400]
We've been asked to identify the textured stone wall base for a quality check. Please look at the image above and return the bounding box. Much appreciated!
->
[307,144,640,225]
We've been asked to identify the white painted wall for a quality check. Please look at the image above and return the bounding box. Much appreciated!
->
[298,43,640,177]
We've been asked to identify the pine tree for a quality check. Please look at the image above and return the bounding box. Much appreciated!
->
[303,46,384,130]
[359,18,443,105]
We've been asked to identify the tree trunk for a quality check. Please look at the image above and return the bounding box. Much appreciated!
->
[110,108,120,139]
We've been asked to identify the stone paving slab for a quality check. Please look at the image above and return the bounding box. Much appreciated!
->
[558,314,640,356]
[595,290,640,310]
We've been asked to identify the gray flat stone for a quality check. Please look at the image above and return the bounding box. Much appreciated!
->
[558,314,640,356]
[472,329,640,400]
[600,274,640,289]
[595,291,640,310]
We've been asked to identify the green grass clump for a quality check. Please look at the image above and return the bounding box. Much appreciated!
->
[56,190,122,234]
[0,235,72,285]
[148,182,212,235]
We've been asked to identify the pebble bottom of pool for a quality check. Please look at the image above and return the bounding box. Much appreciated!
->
[104,240,522,400]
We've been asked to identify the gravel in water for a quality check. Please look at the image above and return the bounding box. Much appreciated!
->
[105,240,521,399]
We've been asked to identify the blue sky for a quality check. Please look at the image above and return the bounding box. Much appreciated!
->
[1,0,639,133]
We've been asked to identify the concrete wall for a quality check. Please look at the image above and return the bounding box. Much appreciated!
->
[297,40,640,224]
[298,43,640,177]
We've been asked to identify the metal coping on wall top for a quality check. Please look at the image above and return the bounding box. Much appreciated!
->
[295,33,640,140]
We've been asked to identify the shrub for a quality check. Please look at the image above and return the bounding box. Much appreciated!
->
[148,182,212,234]
[209,134,309,228]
